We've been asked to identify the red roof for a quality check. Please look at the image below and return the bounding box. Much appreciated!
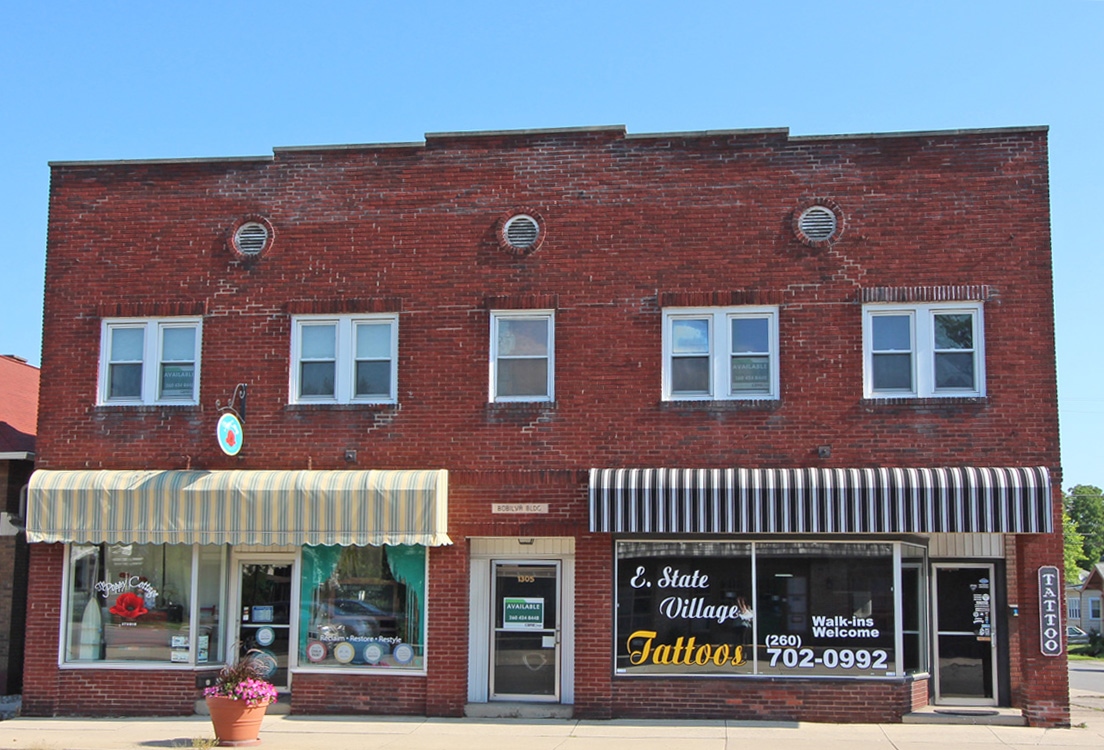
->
[0,355,39,454]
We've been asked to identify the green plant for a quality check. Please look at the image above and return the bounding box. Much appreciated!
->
[203,650,278,707]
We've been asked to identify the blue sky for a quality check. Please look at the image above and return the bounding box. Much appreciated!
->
[2,2,1100,487]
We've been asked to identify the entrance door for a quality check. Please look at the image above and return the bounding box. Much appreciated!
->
[932,564,998,705]
[234,557,295,691]
[490,561,560,701]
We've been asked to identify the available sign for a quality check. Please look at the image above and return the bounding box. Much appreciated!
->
[503,597,544,629]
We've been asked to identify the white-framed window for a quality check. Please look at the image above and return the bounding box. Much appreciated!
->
[662,306,780,401]
[1090,597,1102,621]
[489,310,554,402]
[863,302,984,398]
[1068,597,1082,620]
[98,318,201,405]
[290,314,398,404]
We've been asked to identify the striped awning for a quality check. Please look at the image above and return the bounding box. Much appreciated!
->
[26,469,451,546]
[589,467,1052,535]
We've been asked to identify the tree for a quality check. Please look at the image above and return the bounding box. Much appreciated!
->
[1065,484,1104,571]
[1064,509,1086,583]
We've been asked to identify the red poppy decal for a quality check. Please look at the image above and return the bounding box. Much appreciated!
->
[109,592,148,620]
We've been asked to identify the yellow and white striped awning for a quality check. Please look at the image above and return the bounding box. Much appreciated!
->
[26,469,450,546]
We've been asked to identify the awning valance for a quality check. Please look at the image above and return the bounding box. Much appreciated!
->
[27,469,450,546]
[589,467,1052,535]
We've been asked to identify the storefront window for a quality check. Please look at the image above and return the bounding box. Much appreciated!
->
[299,545,425,670]
[616,541,754,675]
[755,542,895,677]
[615,540,924,679]
[65,543,223,664]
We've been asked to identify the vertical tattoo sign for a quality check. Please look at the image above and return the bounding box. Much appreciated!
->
[1038,565,1061,656]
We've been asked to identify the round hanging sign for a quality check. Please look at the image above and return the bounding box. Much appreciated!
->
[216,413,243,456]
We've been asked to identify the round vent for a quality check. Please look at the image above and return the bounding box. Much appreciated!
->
[504,215,540,250]
[234,222,269,256]
[797,206,837,242]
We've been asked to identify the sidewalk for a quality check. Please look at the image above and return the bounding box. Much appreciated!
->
[1,690,1101,750]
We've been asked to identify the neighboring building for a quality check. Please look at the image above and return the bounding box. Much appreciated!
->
[26,125,1067,726]
[0,354,38,694]
[1067,563,1104,636]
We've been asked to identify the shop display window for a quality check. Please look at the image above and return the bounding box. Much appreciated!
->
[299,545,425,670]
[64,543,224,665]
[615,540,927,679]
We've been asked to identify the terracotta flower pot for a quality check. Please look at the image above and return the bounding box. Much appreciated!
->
[205,695,270,746]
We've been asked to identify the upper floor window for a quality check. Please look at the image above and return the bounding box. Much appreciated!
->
[863,303,984,398]
[99,318,201,405]
[490,310,554,402]
[290,314,398,404]
[662,307,780,401]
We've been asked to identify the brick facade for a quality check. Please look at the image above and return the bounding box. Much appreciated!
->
[29,125,1067,725]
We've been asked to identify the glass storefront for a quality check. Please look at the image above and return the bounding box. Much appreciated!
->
[65,543,224,665]
[299,545,425,671]
[615,540,928,679]
[64,542,426,673]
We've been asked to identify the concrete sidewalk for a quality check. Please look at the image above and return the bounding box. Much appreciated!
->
[0,691,1101,750]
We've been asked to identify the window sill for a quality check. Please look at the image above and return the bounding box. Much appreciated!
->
[94,404,200,412]
[659,399,781,412]
[285,402,399,412]
[861,396,989,409]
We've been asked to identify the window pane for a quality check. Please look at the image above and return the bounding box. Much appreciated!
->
[300,362,336,397]
[731,356,770,393]
[196,546,223,665]
[731,318,768,354]
[300,545,425,670]
[355,361,391,398]
[356,323,391,359]
[159,364,195,399]
[872,315,911,351]
[755,543,895,678]
[935,352,975,389]
[497,319,548,357]
[161,327,196,362]
[109,363,143,399]
[497,358,549,397]
[616,541,754,676]
[301,324,336,359]
[872,353,912,391]
[110,327,145,361]
[934,314,973,350]
[672,319,710,354]
[671,356,710,394]
[66,543,196,663]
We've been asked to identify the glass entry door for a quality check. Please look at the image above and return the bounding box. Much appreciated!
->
[235,558,295,691]
[491,561,560,701]
[932,564,998,705]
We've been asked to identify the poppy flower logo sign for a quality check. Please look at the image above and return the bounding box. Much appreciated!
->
[110,592,148,620]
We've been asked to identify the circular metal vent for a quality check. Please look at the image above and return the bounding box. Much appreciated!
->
[504,215,540,250]
[234,222,269,256]
[797,206,837,242]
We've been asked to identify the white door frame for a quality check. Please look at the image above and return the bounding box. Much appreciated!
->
[467,538,575,705]
[228,551,300,690]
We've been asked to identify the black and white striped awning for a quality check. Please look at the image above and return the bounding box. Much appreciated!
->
[589,467,1052,535]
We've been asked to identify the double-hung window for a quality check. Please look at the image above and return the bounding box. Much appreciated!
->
[863,302,984,398]
[1068,597,1082,621]
[662,307,779,401]
[99,318,201,405]
[290,314,398,404]
[490,310,554,402]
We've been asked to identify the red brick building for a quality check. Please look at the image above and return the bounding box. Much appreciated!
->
[26,125,1067,725]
